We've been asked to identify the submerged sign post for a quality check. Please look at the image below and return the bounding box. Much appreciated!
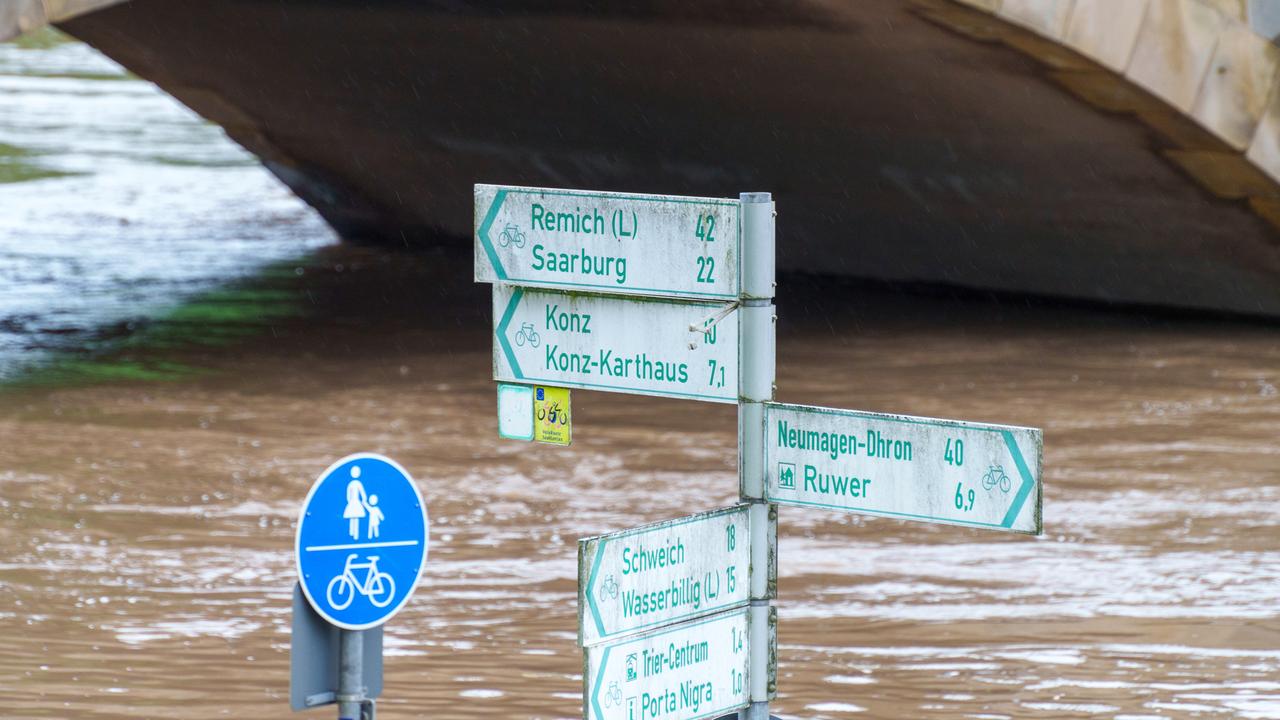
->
[765,403,1042,534]
[475,183,1044,719]
[293,453,430,719]
[478,184,780,720]
[578,506,777,720]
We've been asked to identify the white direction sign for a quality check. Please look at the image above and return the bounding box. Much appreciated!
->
[475,184,740,300]
[765,402,1042,534]
[585,607,760,720]
[579,505,766,647]
[492,286,739,403]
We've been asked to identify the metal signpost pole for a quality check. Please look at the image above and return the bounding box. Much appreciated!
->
[738,192,776,720]
[338,629,364,720]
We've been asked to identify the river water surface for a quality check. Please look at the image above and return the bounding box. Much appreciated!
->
[1,31,1279,720]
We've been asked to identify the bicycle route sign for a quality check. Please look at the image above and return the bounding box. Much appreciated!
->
[579,505,768,647]
[492,285,739,403]
[475,184,741,300]
[764,402,1043,534]
[585,606,764,720]
[295,453,430,630]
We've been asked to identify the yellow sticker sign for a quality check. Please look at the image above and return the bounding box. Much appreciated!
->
[534,385,571,446]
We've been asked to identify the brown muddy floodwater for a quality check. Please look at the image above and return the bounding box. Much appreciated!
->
[0,245,1278,720]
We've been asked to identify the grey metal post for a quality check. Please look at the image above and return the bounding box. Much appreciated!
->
[337,629,364,720]
[738,192,776,720]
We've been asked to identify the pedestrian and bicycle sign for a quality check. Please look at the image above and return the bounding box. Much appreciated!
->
[475,184,741,300]
[765,402,1042,534]
[295,453,429,630]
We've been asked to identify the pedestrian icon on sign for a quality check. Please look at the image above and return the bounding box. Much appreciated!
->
[367,495,384,538]
[344,467,367,539]
[342,465,390,540]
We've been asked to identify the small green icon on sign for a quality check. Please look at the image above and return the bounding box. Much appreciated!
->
[778,462,796,490]
[982,464,1012,493]
[599,574,618,601]
[603,681,622,709]
[498,223,527,248]
[626,653,638,682]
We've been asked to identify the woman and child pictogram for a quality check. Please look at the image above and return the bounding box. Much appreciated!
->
[343,465,386,540]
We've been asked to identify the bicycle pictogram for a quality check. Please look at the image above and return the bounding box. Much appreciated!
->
[515,322,540,348]
[598,573,619,601]
[602,681,623,708]
[982,464,1012,493]
[537,400,568,426]
[327,553,397,610]
[499,223,527,248]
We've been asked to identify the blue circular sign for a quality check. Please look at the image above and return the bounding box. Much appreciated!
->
[295,453,429,630]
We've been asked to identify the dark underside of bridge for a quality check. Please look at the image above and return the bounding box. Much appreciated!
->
[60,0,1280,316]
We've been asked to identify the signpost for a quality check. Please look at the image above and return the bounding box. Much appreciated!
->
[584,606,770,720]
[475,184,741,300]
[475,184,1045,720]
[478,188,778,720]
[579,505,773,647]
[492,285,739,403]
[294,453,430,720]
[764,403,1042,534]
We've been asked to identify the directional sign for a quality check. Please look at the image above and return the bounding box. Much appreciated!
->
[764,403,1042,534]
[579,505,769,647]
[492,285,739,403]
[586,607,767,720]
[475,184,740,299]
[295,453,430,630]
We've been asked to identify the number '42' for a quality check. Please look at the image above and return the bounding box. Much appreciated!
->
[696,214,716,242]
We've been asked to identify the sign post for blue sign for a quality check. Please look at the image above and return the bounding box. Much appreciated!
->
[294,453,429,719]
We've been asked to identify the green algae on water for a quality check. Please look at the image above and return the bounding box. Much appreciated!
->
[0,142,79,184]
[3,260,313,390]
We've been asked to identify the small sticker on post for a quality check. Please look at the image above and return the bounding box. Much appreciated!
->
[497,383,534,441]
[534,386,571,446]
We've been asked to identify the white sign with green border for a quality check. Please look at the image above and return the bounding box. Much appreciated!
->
[585,606,763,720]
[764,402,1043,534]
[492,286,738,403]
[475,184,740,300]
[579,505,767,648]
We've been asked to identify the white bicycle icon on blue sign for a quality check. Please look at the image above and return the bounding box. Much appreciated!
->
[327,553,396,610]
